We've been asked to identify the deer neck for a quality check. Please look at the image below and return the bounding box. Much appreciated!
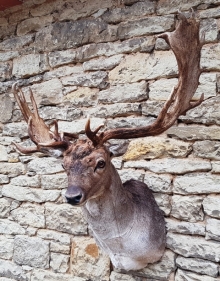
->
[82,163,135,239]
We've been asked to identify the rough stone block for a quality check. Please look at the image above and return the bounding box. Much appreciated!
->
[0,34,34,51]
[14,235,49,268]
[0,198,10,218]
[173,173,220,194]
[200,18,218,43]
[44,65,83,80]
[153,193,171,216]
[10,175,40,187]
[0,236,13,260]
[199,6,220,18]
[27,157,63,175]
[110,272,137,281]
[50,241,70,255]
[0,62,12,81]
[118,168,145,183]
[64,87,98,107]
[144,172,172,193]
[31,269,85,281]
[171,195,204,222]
[0,51,19,62]
[206,218,220,242]
[48,49,77,68]
[0,219,25,235]
[37,229,71,245]
[12,54,49,78]
[45,202,87,235]
[50,253,69,273]
[0,144,8,161]
[193,140,220,160]
[71,236,110,281]
[157,0,201,15]
[0,162,25,176]
[41,173,67,190]
[201,43,220,71]
[0,259,27,281]
[0,174,9,184]
[83,54,123,71]
[3,122,28,138]
[38,106,81,121]
[166,218,205,236]
[212,161,220,173]
[203,195,220,218]
[175,268,219,281]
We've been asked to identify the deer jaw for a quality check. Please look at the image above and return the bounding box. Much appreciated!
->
[63,139,113,206]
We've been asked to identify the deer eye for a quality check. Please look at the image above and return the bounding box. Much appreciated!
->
[96,160,106,169]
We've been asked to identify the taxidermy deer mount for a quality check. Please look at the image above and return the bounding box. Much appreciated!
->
[13,12,203,271]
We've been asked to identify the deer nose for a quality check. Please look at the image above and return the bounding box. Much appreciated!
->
[65,186,84,205]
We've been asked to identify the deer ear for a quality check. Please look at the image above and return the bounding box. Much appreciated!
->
[107,140,129,157]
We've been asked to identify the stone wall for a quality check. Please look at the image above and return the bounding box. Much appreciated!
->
[0,0,220,280]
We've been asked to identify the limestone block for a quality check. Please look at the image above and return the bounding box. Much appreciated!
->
[37,229,71,245]
[83,54,123,71]
[27,157,63,175]
[58,118,105,135]
[201,43,220,71]
[165,218,205,236]
[44,65,83,80]
[64,87,98,107]
[206,218,220,242]
[0,259,27,281]
[41,173,68,190]
[110,272,137,281]
[142,100,164,116]
[87,103,141,118]
[0,34,34,51]
[45,202,87,235]
[123,137,192,161]
[0,175,9,184]
[144,172,172,193]
[193,140,220,160]
[118,16,173,40]
[3,122,28,138]
[48,49,77,68]
[12,54,49,78]
[200,18,218,43]
[8,9,29,24]
[203,195,220,218]
[176,256,219,277]
[0,94,13,123]
[167,232,220,262]
[0,162,25,176]
[180,96,220,125]
[0,25,16,41]
[136,250,175,280]
[171,195,204,222]
[157,0,202,15]
[153,193,171,216]
[0,236,13,259]
[30,0,62,16]
[50,242,70,255]
[0,218,25,235]
[71,236,110,281]
[11,175,40,187]
[118,168,145,183]
[167,125,220,141]
[102,1,155,24]
[17,15,53,36]
[98,81,148,104]
[0,62,12,81]
[0,51,19,62]
[31,269,85,281]
[173,173,220,194]
[14,235,49,268]
[0,198,10,218]
[11,203,45,228]
[155,37,170,50]
[109,51,177,84]
[212,161,220,173]
[38,106,82,121]
[175,268,220,281]
[199,6,220,18]
[0,144,7,161]
[50,253,69,273]
[2,185,60,203]
[149,78,177,100]
[61,71,108,89]
[35,19,116,52]
[124,158,211,174]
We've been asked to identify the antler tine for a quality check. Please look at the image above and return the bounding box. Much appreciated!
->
[86,11,203,146]
[85,116,104,146]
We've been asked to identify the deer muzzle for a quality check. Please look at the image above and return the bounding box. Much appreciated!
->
[65,185,84,206]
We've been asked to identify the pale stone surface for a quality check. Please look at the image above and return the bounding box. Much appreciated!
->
[0,236,14,259]
[203,195,220,218]
[206,218,220,242]
[27,157,63,175]
[137,250,175,280]
[0,259,27,281]
[37,229,71,245]
[50,241,70,255]
[3,122,28,138]
[0,62,12,81]
[118,16,173,39]
[12,54,49,78]
[0,34,34,51]
[200,18,218,43]
[176,256,219,277]
[14,236,49,268]
[157,0,202,15]
[64,87,98,107]
[124,158,211,174]
[50,253,69,273]
[167,232,220,262]
[98,81,148,104]
[11,203,45,228]
[110,272,137,281]
[38,106,82,121]
[0,94,13,123]
[0,51,19,62]
[154,193,171,215]
[45,203,87,235]
[83,54,124,71]
[193,140,220,160]
[167,125,220,140]
[212,161,220,173]
[48,49,77,68]
[2,185,60,203]
[201,43,220,70]
[118,168,145,183]
[41,173,67,190]
[166,218,205,236]
[123,137,192,160]
[199,6,220,18]
[175,268,220,281]
[0,144,8,161]
[173,173,220,194]
[71,236,110,281]
[149,78,178,100]
[43,65,83,80]
[11,175,40,187]
[31,269,85,281]
[144,172,172,194]
[171,195,204,222]
[0,162,25,176]
[109,51,177,84]
[0,198,11,218]
[0,219,25,235]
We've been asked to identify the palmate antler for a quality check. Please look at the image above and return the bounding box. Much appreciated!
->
[12,83,78,155]
[85,12,204,146]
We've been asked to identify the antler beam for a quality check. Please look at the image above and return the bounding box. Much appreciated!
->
[85,12,203,146]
